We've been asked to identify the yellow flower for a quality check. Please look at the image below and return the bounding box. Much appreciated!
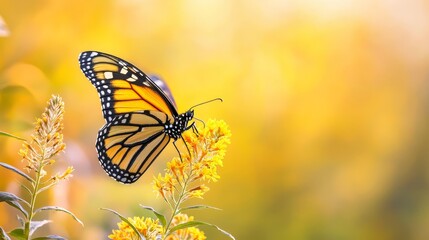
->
[108,216,163,240]
[153,172,177,201]
[186,184,209,199]
[51,166,74,182]
[165,214,206,240]
[152,119,231,202]
[167,157,187,181]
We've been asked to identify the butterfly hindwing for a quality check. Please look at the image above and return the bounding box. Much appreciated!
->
[79,51,178,122]
[96,111,172,183]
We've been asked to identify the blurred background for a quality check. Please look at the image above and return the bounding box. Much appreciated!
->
[1,0,429,239]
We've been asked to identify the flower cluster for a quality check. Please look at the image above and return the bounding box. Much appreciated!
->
[108,214,206,240]
[109,119,233,239]
[165,214,206,240]
[19,95,72,179]
[109,216,163,240]
[153,119,231,206]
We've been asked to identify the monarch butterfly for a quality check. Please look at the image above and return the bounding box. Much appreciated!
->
[79,51,202,184]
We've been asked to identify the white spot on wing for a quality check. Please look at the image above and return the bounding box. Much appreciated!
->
[120,68,128,74]
[104,72,113,79]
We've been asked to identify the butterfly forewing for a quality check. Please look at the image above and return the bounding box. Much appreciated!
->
[149,74,177,109]
[78,51,178,122]
[96,111,171,183]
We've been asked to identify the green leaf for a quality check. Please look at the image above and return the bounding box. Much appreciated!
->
[32,235,66,240]
[0,227,11,240]
[0,131,26,141]
[29,220,51,236]
[20,183,32,196]
[5,201,28,218]
[8,228,25,240]
[36,182,56,195]
[0,192,26,203]
[179,205,222,212]
[139,205,167,227]
[0,162,34,183]
[167,221,235,240]
[34,206,83,226]
[0,192,29,218]
[100,208,144,240]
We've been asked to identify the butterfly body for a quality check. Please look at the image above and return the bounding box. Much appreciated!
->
[164,110,194,140]
[79,51,194,184]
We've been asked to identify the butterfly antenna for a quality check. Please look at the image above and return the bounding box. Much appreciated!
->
[189,98,223,110]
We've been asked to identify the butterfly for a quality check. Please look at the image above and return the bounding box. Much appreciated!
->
[78,51,196,184]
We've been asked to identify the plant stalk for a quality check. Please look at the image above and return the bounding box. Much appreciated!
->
[24,159,43,239]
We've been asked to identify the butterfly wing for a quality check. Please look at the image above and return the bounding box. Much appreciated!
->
[97,110,171,184]
[78,51,178,122]
[149,74,177,109]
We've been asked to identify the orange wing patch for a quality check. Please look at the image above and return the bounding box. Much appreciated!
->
[108,80,174,115]
[128,134,169,173]
[93,63,119,73]
[111,80,132,88]
[133,85,173,115]
[125,126,164,145]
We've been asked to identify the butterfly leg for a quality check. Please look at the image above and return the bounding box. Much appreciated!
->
[172,141,182,161]
[172,136,193,162]
[186,121,199,136]
[192,116,206,129]
[173,139,192,162]
[192,124,199,136]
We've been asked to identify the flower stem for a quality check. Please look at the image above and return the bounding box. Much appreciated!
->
[24,159,43,239]
[163,173,192,238]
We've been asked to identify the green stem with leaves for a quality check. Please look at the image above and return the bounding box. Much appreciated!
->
[163,170,193,238]
[24,149,46,240]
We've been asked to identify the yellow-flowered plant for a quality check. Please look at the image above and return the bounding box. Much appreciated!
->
[109,216,163,240]
[107,119,234,240]
[0,95,82,240]
[164,214,206,240]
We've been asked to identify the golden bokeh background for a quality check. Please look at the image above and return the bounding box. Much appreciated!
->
[2,0,429,239]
